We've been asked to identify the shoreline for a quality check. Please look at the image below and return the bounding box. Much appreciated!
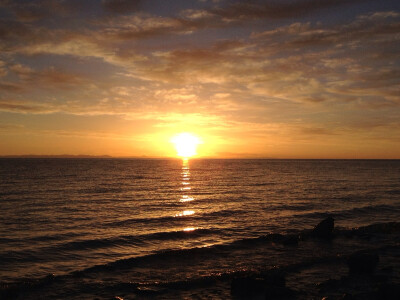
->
[1,220,399,299]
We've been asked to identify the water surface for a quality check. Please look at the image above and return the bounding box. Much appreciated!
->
[0,159,399,298]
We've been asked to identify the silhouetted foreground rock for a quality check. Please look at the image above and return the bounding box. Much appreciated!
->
[377,283,400,299]
[231,271,296,299]
[347,250,379,274]
[341,292,354,299]
[281,234,299,246]
[311,216,334,238]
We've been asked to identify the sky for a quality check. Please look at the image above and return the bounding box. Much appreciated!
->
[0,0,399,158]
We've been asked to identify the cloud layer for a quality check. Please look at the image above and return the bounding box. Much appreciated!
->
[0,0,399,157]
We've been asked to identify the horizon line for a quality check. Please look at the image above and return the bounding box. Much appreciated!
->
[0,155,399,160]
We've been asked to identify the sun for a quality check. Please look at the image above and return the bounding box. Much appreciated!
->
[171,133,201,158]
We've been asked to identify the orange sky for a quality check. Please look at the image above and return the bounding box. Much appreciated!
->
[0,0,399,158]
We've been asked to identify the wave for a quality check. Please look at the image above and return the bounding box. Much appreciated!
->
[289,203,400,221]
[1,232,82,243]
[338,203,400,217]
[106,209,246,227]
[248,182,276,186]
[0,190,30,197]
[2,221,399,298]
[1,220,399,299]
[78,187,125,194]
[77,221,400,275]
[0,228,222,263]
[41,203,399,236]
[271,203,316,211]
[386,189,400,195]
[1,255,342,298]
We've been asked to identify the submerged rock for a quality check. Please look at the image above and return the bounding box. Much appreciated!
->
[311,217,334,238]
[347,250,379,274]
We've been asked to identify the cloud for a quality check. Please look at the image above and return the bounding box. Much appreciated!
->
[102,0,141,14]
[208,0,364,21]
[6,64,92,91]
[113,10,398,109]
[252,11,400,48]
[0,60,7,77]
[0,82,24,92]
[101,15,186,40]
[0,1,398,141]
[1,9,398,119]
[0,0,91,22]
[56,0,368,44]
[0,122,24,130]
[0,19,32,41]
[0,100,56,113]
[300,126,337,135]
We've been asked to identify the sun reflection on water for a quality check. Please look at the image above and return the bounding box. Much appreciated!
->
[183,227,197,231]
[180,159,193,203]
[175,210,195,217]
[179,195,194,202]
[176,159,197,230]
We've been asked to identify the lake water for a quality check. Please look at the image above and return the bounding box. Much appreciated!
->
[0,159,399,298]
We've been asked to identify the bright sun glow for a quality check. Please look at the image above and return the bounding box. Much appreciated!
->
[171,133,201,158]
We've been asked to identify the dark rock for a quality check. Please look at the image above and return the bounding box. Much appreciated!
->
[134,287,162,297]
[298,231,309,241]
[231,276,266,298]
[318,278,342,293]
[377,283,400,299]
[262,270,286,288]
[265,285,296,299]
[267,233,284,242]
[341,293,354,299]
[381,266,394,273]
[347,250,379,274]
[311,217,334,238]
[44,273,55,282]
[0,286,19,300]
[231,272,296,299]
[282,234,299,246]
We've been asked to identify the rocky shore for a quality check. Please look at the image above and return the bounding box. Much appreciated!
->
[230,218,400,300]
[1,218,399,299]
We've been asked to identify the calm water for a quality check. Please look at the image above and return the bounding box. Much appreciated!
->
[0,159,399,298]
